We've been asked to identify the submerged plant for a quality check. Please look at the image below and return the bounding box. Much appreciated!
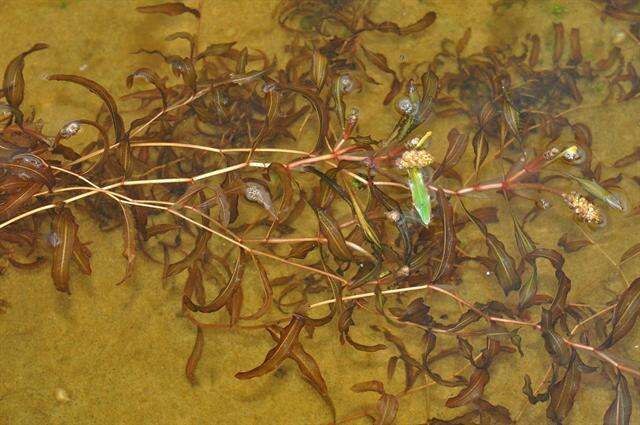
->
[1,1,640,423]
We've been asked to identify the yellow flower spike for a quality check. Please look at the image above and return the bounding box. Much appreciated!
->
[413,131,432,149]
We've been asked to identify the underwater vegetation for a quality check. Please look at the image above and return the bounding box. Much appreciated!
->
[1,0,640,423]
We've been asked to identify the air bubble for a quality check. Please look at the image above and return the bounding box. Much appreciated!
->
[385,210,400,222]
[14,153,45,169]
[407,80,417,95]
[54,388,71,403]
[396,97,415,115]
[348,107,359,123]
[604,191,629,213]
[262,82,277,93]
[339,74,354,93]
[537,198,551,210]
[407,137,420,148]
[612,30,626,45]
[60,122,81,139]
[561,145,587,165]
[48,232,61,248]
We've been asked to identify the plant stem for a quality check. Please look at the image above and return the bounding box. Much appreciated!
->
[308,283,640,378]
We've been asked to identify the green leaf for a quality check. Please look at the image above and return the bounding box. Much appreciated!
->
[568,174,624,211]
[407,168,431,226]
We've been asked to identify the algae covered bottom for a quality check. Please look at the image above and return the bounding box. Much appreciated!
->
[1,1,640,424]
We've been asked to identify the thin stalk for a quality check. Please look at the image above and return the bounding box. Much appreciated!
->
[570,305,615,336]
[308,284,640,378]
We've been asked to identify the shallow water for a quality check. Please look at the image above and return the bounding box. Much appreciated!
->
[1,1,640,424]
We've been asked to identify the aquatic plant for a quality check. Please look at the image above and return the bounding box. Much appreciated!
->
[1,1,640,423]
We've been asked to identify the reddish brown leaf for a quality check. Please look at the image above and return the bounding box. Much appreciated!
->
[189,250,245,313]
[456,28,471,55]
[553,23,565,65]
[376,393,399,425]
[136,2,200,18]
[445,369,489,407]
[316,209,352,262]
[267,326,335,421]
[568,28,582,65]
[286,241,317,259]
[433,189,456,282]
[620,243,640,264]
[185,326,204,385]
[613,147,640,168]
[603,372,632,425]
[351,380,385,395]
[2,43,48,124]
[72,239,92,275]
[51,208,78,294]
[600,277,640,348]
[0,182,42,220]
[235,315,305,379]
[557,233,592,253]
[117,204,136,285]
[547,351,581,423]
[432,128,468,181]
[363,11,436,36]
[240,255,273,320]
[0,154,55,190]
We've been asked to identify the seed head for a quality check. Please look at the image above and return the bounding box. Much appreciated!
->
[396,149,434,169]
[563,191,602,224]
[543,147,559,160]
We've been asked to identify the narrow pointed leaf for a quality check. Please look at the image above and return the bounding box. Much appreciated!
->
[518,265,538,310]
[433,189,456,282]
[185,326,204,385]
[3,43,48,124]
[240,255,273,320]
[235,315,305,379]
[569,175,624,211]
[267,326,336,422]
[376,393,399,425]
[341,174,381,248]
[445,369,490,408]
[472,130,489,174]
[603,372,632,425]
[547,351,581,423]
[557,233,592,253]
[620,243,640,264]
[461,203,521,294]
[408,168,431,227]
[512,213,536,258]
[503,101,521,146]
[189,250,245,313]
[51,208,78,294]
[316,209,353,261]
[311,49,328,89]
[117,203,136,285]
[136,2,200,18]
[600,277,640,348]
